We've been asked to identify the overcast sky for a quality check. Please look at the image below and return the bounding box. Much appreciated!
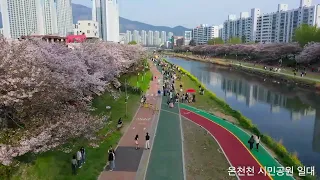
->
[74,0,320,28]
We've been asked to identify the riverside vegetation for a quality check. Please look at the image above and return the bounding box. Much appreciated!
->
[163,58,316,180]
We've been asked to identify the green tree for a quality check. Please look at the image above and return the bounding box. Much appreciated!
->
[228,37,242,44]
[294,24,320,46]
[241,35,246,43]
[128,41,137,45]
[189,39,196,46]
[207,37,224,45]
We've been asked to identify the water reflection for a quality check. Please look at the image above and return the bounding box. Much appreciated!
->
[168,57,320,172]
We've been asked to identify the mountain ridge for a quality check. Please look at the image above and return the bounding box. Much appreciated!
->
[0,4,190,36]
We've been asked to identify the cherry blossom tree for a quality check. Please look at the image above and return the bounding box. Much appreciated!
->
[295,42,320,63]
[0,38,145,165]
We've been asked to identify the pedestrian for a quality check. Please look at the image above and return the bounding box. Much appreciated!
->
[248,135,255,150]
[71,155,77,175]
[255,135,260,151]
[108,149,115,171]
[145,132,150,150]
[135,134,140,150]
[76,150,82,168]
[80,147,86,164]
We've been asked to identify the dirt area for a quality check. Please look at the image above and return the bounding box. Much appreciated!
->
[182,117,236,180]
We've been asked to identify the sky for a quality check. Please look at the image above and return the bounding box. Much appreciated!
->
[73,0,320,28]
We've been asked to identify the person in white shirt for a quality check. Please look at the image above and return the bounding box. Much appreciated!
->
[254,135,260,151]
[76,150,82,168]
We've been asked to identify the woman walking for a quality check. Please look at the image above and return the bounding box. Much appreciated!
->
[254,135,260,151]
[108,149,115,171]
[135,134,140,150]
[248,135,255,150]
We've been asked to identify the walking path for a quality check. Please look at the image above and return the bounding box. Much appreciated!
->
[98,62,162,180]
[180,103,295,180]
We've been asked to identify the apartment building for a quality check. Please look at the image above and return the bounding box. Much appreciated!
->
[184,31,192,45]
[56,0,73,36]
[160,31,167,44]
[192,24,219,45]
[74,20,99,38]
[125,30,132,44]
[147,30,154,46]
[222,0,320,43]
[141,30,147,45]
[167,32,174,41]
[132,30,140,43]
[93,0,120,42]
[154,31,160,46]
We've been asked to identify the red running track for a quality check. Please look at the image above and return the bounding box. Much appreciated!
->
[180,109,271,180]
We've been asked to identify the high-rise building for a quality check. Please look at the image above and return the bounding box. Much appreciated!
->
[141,30,147,45]
[154,31,160,46]
[222,0,320,43]
[93,0,120,42]
[192,24,219,45]
[56,0,73,36]
[0,0,45,39]
[184,31,192,45]
[132,30,140,43]
[125,30,132,44]
[147,31,154,46]
[167,32,174,41]
[160,31,166,44]
[43,0,58,35]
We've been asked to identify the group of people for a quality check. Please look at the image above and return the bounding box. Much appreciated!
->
[71,147,86,175]
[134,132,151,150]
[248,135,260,151]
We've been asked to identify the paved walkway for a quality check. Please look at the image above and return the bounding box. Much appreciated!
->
[180,103,295,180]
[145,100,185,180]
[98,62,162,180]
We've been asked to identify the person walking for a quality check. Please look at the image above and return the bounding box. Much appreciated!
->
[71,155,77,175]
[135,134,140,150]
[108,149,115,171]
[80,147,86,164]
[145,132,150,150]
[248,135,255,150]
[254,135,260,151]
[76,150,82,168]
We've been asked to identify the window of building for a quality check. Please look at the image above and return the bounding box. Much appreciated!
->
[87,30,90,33]
[88,23,91,26]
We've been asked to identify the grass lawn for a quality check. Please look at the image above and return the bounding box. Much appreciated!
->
[175,72,226,115]
[6,71,152,180]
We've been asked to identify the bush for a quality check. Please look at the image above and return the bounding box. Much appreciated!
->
[163,58,316,179]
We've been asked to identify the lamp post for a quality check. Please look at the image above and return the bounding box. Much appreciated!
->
[125,79,128,118]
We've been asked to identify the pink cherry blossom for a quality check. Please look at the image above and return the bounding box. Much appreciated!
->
[0,37,145,165]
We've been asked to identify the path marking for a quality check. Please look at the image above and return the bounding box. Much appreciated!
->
[181,113,240,180]
[183,105,294,179]
[178,103,187,180]
[181,108,273,180]
[137,118,151,121]
[143,128,146,131]
[133,127,135,129]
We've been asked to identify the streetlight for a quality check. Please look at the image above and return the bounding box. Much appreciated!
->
[124,79,128,118]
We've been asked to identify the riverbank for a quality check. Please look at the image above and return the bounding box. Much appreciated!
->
[164,52,320,91]
[1,70,152,180]
[163,58,316,180]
